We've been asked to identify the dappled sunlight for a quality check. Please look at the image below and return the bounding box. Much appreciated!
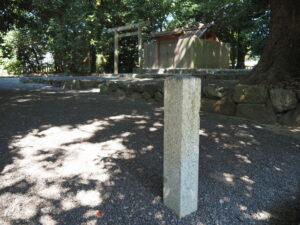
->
[38,184,65,200]
[0,94,166,224]
[140,145,154,154]
[1,193,41,220]
[223,173,235,184]
[209,172,235,186]
[39,215,57,225]
[0,91,298,224]
[0,114,146,224]
[200,122,260,150]
[16,98,32,103]
[243,210,272,221]
[290,128,300,133]
[273,166,283,172]
[149,121,163,132]
[238,204,248,211]
[199,129,209,136]
[235,154,252,164]
[76,190,102,207]
[198,113,300,224]
[60,196,78,211]
[240,176,255,185]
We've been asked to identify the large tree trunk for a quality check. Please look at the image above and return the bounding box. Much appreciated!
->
[89,45,97,73]
[32,48,41,72]
[236,46,246,69]
[245,0,300,84]
[235,30,246,69]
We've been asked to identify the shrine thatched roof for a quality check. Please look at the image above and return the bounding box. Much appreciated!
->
[151,22,214,39]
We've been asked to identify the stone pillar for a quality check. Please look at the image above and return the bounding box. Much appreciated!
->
[163,75,201,218]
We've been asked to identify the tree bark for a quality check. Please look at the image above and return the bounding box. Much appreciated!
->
[31,48,41,72]
[230,45,237,68]
[236,31,246,69]
[89,45,96,73]
[236,48,246,69]
[245,0,300,84]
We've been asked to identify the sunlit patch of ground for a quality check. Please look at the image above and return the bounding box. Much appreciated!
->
[0,116,142,225]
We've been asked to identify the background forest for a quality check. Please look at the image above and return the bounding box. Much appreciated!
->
[0,0,269,75]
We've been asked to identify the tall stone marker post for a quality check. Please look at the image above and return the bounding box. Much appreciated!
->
[164,76,201,218]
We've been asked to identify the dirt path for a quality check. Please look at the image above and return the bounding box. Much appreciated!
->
[0,89,299,225]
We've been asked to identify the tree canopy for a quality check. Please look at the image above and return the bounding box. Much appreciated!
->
[1,0,270,74]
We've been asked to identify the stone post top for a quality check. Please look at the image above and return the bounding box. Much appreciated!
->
[166,75,201,80]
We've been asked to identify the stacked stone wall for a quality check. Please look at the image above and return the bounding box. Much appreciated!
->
[21,76,300,126]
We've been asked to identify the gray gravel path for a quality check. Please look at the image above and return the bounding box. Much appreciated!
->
[0,77,64,91]
[0,85,299,225]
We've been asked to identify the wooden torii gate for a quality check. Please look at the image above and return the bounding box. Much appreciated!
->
[108,22,146,74]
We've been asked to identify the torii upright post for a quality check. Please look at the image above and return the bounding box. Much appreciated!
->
[108,22,146,75]
[138,26,143,74]
[114,31,119,74]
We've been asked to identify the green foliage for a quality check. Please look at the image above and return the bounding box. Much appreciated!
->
[0,0,33,32]
[0,0,269,74]
[0,28,48,74]
[249,9,270,56]
[169,0,270,68]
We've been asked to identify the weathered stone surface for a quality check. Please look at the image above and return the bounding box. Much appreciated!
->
[99,83,111,95]
[129,92,143,100]
[270,88,297,112]
[79,80,100,89]
[143,83,158,97]
[99,81,118,93]
[278,105,300,126]
[132,83,146,93]
[156,80,164,93]
[131,82,161,95]
[142,91,152,100]
[117,81,132,90]
[233,85,268,104]
[112,89,125,97]
[201,97,236,116]
[154,91,163,103]
[124,88,133,96]
[70,80,81,90]
[116,81,133,96]
[164,76,201,218]
[203,85,227,99]
[296,90,300,101]
[53,80,64,87]
[108,82,119,92]
[236,104,276,124]
[63,81,72,89]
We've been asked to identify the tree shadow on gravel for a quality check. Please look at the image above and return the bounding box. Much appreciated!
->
[268,191,300,225]
[0,90,299,225]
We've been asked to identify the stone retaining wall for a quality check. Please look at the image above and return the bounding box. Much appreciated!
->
[202,84,300,126]
[20,76,300,126]
[99,79,164,103]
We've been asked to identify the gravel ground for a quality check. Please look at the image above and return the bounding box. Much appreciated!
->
[19,75,128,82]
[0,80,299,225]
[0,77,64,91]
